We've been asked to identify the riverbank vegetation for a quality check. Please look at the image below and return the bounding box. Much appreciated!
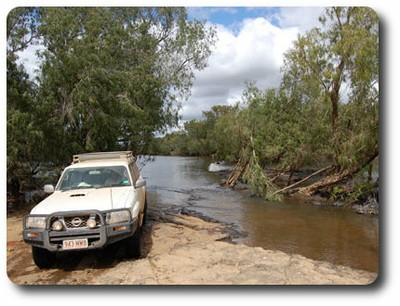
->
[7,7,378,208]
[150,7,379,205]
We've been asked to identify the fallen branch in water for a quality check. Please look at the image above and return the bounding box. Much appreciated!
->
[226,158,248,188]
[271,165,334,196]
[298,146,379,196]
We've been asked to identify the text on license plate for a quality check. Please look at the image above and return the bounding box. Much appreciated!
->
[62,238,88,250]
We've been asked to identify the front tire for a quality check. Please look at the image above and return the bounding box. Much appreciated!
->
[32,246,56,269]
[142,198,148,226]
[125,228,140,259]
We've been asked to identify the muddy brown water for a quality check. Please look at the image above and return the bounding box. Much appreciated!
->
[140,155,379,273]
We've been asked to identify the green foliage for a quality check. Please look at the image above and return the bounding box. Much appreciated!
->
[7,7,39,58]
[36,7,215,159]
[7,7,215,192]
[242,145,283,201]
[155,105,241,160]
[7,9,44,192]
[330,173,378,204]
[282,7,379,172]
[331,185,345,202]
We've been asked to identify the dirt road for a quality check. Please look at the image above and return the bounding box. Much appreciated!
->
[7,207,377,285]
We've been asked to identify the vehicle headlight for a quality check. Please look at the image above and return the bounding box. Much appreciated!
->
[52,220,63,231]
[87,218,97,229]
[106,210,131,224]
[25,216,46,229]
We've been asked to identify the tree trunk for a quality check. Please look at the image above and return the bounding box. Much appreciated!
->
[330,57,345,171]
[297,146,378,196]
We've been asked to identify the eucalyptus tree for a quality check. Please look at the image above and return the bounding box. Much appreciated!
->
[7,8,43,193]
[223,7,379,199]
[281,7,379,195]
[36,7,216,162]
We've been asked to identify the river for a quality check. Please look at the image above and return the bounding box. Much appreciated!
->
[140,155,379,273]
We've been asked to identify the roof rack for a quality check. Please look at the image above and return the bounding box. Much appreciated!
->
[72,151,136,164]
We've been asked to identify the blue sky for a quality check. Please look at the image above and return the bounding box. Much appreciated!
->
[187,7,282,30]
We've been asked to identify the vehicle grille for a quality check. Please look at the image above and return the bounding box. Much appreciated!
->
[50,214,102,230]
[48,213,104,248]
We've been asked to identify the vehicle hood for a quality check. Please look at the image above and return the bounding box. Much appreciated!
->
[30,187,133,215]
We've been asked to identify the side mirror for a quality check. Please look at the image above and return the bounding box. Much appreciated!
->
[135,178,146,188]
[44,184,55,194]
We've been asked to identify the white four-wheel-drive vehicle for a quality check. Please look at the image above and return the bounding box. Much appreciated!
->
[23,151,147,269]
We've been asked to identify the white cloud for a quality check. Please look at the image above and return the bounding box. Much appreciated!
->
[180,16,300,121]
[180,7,326,122]
[16,42,44,82]
[277,7,325,32]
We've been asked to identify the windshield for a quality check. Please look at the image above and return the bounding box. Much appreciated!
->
[57,166,131,191]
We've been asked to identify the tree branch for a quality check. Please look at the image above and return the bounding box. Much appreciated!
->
[271,165,334,196]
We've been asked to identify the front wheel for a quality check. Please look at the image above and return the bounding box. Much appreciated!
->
[125,228,141,259]
[142,198,148,226]
[32,246,56,269]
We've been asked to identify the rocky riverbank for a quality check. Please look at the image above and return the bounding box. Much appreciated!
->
[95,212,377,285]
[7,209,377,285]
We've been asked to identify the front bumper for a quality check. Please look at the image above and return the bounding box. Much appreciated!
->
[23,209,138,252]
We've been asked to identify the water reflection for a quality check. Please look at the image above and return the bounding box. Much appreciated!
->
[141,156,379,272]
[240,198,379,272]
